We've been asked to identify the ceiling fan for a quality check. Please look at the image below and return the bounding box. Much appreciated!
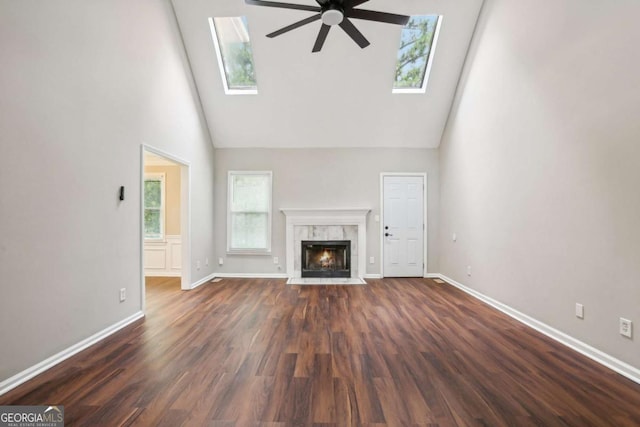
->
[245,0,410,52]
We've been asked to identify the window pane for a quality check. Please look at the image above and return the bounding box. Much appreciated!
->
[212,17,258,91]
[145,209,161,239]
[231,213,267,250]
[394,15,440,90]
[144,180,162,209]
[231,174,269,212]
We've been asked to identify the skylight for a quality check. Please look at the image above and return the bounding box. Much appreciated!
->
[209,17,258,95]
[393,15,442,94]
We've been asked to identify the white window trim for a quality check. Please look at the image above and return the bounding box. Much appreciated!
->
[144,172,165,242]
[227,171,272,255]
[208,17,258,96]
[392,15,443,95]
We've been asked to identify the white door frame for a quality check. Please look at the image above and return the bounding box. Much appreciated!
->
[141,145,192,313]
[379,173,428,278]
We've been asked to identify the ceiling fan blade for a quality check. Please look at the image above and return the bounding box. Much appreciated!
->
[312,24,331,52]
[338,18,370,49]
[346,0,370,8]
[245,0,321,13]
[348,8,410,26]
[267,13,322,38]
[315,0,330,5]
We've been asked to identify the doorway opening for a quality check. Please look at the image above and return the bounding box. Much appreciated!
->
[141,145,191,313]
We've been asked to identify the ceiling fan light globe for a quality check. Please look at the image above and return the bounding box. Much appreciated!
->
[322,9,344,26]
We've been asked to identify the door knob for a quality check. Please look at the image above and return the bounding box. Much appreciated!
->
[385,232,393,237]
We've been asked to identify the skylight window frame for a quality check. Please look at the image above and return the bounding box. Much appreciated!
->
[392,15,443,95]
[208,17,258,96]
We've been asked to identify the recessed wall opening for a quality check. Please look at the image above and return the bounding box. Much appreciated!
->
[141,145,192,315]
[301,240,351,278]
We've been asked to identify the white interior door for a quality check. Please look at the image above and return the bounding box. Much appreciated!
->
[383,176,424,277]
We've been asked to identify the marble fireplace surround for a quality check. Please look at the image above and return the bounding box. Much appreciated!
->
[281,208,370,280]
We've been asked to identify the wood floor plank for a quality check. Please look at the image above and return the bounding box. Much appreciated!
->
[2,276,640,426]
[333,377,361,426]
[310,353,335,423]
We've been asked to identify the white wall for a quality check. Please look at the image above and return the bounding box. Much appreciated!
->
[214,148,439,276]
[439,0,640,368]
[0,0,215,383]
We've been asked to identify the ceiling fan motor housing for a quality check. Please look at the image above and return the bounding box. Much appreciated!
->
[322,6,344,26]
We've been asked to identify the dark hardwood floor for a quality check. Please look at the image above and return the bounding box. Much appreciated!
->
[2,277,640,426]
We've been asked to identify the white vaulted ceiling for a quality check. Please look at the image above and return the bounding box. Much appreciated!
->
[171,0,483,148]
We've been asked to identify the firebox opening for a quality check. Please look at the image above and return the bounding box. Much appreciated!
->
[301,240,351,278]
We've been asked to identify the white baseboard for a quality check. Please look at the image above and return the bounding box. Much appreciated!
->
[213,273,289,279]
[424,273,441,279]
[0,311,144,397]
[364,274,382,279]
[436,274,640,385]
[190,272,216,290]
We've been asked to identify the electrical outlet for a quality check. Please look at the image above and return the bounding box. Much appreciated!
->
[273,256,279,264]
[452,233,457,242]
[205,258,209,266]
[369,256,375,264]
[196,260,201,270]
[467,265,472,276]
[620,318,633,338]
[119,288,126,302]
[575,303,584,319]
[218,257,224,265]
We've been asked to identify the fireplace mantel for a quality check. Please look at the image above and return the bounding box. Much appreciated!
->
[280,208,370,279]
[280,208,371,220]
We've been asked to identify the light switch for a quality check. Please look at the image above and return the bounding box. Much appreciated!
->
[575,303,584,319]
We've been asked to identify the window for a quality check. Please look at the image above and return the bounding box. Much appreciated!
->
[209,16,258,95]
[144,173,165,240]
[393,15,442,94]
[227,171,272,254]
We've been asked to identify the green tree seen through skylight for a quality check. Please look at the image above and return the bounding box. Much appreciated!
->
[394,16,439,90]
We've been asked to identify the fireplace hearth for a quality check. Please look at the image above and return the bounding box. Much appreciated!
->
[301,240,351,278]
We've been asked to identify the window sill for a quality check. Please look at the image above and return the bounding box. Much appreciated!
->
[392,87,427,94]
[224,89,258,96]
